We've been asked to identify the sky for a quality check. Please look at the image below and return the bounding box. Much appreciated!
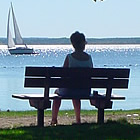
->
[0,0,140,38]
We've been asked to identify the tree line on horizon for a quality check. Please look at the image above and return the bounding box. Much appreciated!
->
[0,37,140,45]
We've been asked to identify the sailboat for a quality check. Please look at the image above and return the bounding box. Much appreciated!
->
[7,3,34,55]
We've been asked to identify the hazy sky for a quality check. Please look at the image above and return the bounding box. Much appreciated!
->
[0,0,140,38]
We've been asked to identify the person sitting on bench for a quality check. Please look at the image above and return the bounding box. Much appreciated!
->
[51,31,93,125]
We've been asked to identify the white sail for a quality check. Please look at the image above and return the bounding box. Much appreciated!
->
[7,3,34,55]
[11,3,24,45]
[7,8,15,48]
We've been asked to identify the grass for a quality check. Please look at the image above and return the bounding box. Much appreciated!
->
[0,110,140,139]
[0,110,97,118]
[0,120,140,139]
[0,109,140,117]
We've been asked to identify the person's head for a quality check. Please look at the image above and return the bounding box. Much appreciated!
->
[70,31,87,51]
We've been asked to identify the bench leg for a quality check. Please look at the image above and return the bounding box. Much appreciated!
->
[97,108,104,124]
[37,109,44,127]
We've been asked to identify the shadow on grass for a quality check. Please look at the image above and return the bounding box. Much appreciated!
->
[0,120,140,140]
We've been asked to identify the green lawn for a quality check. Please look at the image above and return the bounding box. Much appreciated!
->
[0,110,140,140]
[0,121,140,140]
[1,109,140,117]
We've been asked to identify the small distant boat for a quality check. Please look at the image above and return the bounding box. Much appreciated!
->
[7,3,34,55]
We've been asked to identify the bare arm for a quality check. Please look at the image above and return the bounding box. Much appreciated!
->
[63,55,69,67]
[89,55,93,68]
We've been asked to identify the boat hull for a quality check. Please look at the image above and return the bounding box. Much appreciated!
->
[9,48,34,55]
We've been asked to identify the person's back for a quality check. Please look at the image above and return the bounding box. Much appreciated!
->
[51,31,93,125]
[68,53,92,68]
[58,31,93,97]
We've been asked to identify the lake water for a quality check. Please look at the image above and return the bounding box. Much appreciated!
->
[0,44,140,111]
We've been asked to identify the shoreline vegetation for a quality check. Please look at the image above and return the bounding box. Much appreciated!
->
[1,37,140,45]
[0,109,140,139]
[0,109,140,128]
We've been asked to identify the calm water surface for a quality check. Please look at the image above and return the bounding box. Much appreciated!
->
[0,44,140,111]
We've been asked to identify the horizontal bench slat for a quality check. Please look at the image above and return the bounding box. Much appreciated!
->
[25,67,130,78]
[25,78,129,88]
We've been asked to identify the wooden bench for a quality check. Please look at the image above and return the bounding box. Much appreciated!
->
[12,67,130,127]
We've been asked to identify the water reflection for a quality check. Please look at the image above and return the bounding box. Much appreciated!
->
[0,45,140,110]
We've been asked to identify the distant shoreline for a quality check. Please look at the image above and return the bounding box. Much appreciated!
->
[1,37,140,45]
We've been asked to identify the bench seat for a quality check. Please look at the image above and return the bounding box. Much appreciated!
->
[12,67,130,127]
[12,93,125,100]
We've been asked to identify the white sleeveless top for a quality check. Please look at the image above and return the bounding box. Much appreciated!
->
[58,53,93,97]
[68,54,93,68]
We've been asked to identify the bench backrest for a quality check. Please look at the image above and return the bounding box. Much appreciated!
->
[25,67,130,99]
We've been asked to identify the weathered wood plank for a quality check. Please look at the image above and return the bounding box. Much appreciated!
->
[25,67,130,78]
[12,93,125,100]
[24,78,129,88]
